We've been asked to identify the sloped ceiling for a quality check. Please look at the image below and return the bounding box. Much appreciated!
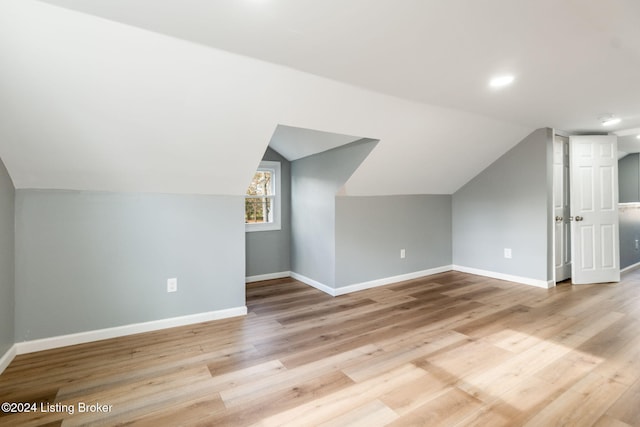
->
[37,0,640,132]
[1,0,639,195]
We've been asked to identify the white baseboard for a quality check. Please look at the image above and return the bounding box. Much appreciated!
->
[0,344,17,375]
[255,264,554,296]
[291,266,454,297]
[290,272,336,296]
[621,261,640,274]
[452,265,554,289]
[334,265,453,296]
[15,306,247,355]
[246,271,291,283]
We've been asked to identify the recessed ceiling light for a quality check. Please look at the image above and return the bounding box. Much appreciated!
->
[489,75,515,88]
[636,134,640,139]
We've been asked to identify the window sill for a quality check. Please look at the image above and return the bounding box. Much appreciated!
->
[246,223,281,232]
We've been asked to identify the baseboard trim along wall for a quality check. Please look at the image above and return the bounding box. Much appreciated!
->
[291,266,454,297]
[621,261,640,274]
[253,265,554,296]
[246,271,291,283]
[0,344,17,375]
[14,306,247,355]
[334,265,454,296]
[289,272,336,296]
[452,265,554,289]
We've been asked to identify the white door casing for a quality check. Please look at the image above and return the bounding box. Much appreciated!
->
[570,135,620,284]
[553,135,571,282]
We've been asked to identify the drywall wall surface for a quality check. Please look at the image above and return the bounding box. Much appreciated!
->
[14,190,245,341]
[245,147,291,277]
[619,205,640,270]
[619,153,640,203]
[0,156,15,355]
[453,128,551,282]
[335,194,452,287]
[291,139,377,288]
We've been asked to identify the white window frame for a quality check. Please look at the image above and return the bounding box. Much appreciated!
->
[245,161,281,232]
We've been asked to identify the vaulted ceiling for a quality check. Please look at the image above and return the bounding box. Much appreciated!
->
[1,0,638,195]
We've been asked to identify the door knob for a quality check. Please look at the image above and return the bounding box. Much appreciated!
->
[575,216,584,221]
[555,216,563,222]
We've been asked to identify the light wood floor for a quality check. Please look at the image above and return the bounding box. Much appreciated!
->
[2,270,640,426]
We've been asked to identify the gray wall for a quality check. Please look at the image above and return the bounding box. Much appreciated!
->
[245,147,291,277]
[291,139,377,288]
[617,154,640,270]
[0,157,15,356]
[453,128,552,282]
[619,206,640,269]
[619,154,640,203]
[335,195,452,287]
[15,190,245,341]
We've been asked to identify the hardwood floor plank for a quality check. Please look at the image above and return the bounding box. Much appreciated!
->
[523,372,628,427]
[205,371,355,426]
[343,331,468,382]
[420,338,514,381]
[253,364,426,427]
[593,414,633,427]
[533,348,603,390]
[318,400,398,427]
[385,387,483,427]
[483,313,577,353]
[603,373,640,425]
[591,335,640,386]
[115,395,225,427]
[455,376,561,427]
[379,374,453,416]
[219,345,377,407]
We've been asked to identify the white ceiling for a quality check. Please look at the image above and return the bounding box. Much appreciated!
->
[0,0,638,196]
[38,0,640,132]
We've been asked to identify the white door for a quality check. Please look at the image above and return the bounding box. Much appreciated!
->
[553,135,571,282]
[570,135,620,284]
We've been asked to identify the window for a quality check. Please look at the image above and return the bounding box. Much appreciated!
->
[245,161,281,231]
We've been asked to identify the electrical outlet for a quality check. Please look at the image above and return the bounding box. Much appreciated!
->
[167,278,177,293]
[504,248,512,259]
[400,249,406,259]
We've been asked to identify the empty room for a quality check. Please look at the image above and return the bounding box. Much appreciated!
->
[1,0,640,425]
